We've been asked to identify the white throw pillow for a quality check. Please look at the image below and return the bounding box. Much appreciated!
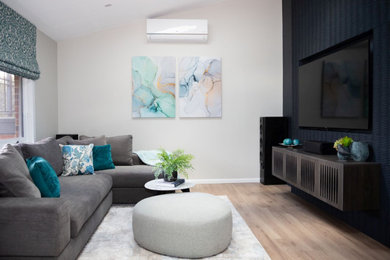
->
[60,144,94,176]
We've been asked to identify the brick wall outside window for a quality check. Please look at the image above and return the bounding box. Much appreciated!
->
[0,72,23,140]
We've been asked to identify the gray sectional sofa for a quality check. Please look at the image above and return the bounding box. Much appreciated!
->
[0,135,156,259]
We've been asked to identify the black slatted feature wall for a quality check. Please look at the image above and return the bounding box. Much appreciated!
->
[283,0,390,246]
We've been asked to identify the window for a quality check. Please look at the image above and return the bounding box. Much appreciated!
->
[0,71,23,140]
[0,71,35,144]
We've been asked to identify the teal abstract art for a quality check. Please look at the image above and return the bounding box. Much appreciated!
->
[132,56,176,118]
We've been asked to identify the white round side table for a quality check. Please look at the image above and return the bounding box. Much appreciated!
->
[144,179,195,193]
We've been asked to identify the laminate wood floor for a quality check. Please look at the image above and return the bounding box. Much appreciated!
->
[191,183,390,260]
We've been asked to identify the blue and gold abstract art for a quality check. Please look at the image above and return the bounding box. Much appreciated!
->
[179,57,222,117]
[132,56,176,118]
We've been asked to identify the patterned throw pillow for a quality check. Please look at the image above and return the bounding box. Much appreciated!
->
[60,144,94,176]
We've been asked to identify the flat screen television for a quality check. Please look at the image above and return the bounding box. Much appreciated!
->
[298,33,371,130]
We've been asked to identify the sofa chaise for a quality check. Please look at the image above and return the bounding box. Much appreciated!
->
[0,134,156,259]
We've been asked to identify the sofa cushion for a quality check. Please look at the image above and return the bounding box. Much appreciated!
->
[107,135,133,166]
[70,135,107,146]
[59,174,112,238]
[81,135,133,166]
[11,143,23,157]
[96,165,154,188]
[20,137,64,176]
[0,144,41,197]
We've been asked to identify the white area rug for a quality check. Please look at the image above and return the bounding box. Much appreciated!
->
[79,196,271,260]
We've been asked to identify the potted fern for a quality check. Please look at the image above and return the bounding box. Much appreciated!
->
[154,149,194,182]
[334,136,353,160]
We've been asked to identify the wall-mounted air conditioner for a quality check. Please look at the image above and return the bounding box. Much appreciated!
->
[146,19,208,42]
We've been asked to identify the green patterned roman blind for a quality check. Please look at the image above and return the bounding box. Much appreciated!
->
[0,1,40,80]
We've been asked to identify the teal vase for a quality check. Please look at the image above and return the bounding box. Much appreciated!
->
[350,142,369,162]
[337,144,351,161]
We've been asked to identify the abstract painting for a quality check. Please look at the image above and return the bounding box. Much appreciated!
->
[132,56,176,118]
[179,57,222,117]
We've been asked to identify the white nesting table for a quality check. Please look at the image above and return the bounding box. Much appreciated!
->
[144,179,195,193]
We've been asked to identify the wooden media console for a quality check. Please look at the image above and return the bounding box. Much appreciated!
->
[272,146,380,211]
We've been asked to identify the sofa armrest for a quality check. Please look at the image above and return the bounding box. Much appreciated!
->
[131,153,146,165]
[0,197,70,257]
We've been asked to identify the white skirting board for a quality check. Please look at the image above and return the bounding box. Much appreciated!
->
[187,178,260,184]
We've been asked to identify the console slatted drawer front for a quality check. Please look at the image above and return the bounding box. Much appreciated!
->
[286,154,297,184]
[319,163,340,208]
[301,158,315,193]
[272,150,284,178]
[271,146,380,211]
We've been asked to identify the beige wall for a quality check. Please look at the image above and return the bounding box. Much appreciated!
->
[35,29,58,140]
[57,0,283,180]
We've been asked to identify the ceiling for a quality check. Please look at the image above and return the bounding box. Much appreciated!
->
[1,0,225,41]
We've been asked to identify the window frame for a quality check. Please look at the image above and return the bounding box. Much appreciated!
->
[0,76,35,146]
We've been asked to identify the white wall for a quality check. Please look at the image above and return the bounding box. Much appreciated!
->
[35,29,58,140]
[57,0,283,180]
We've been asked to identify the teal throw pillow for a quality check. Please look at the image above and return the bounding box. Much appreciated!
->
[26,157,60,198]
[93,145,115,171]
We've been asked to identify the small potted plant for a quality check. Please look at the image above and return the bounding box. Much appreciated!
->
[154,149,194,182]
[334,136,353,160]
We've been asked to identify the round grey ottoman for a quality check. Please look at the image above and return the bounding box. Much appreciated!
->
[132,192,232,258]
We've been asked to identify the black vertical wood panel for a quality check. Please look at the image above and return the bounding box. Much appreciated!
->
[282,0,293,125]
[283,0,390,246]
